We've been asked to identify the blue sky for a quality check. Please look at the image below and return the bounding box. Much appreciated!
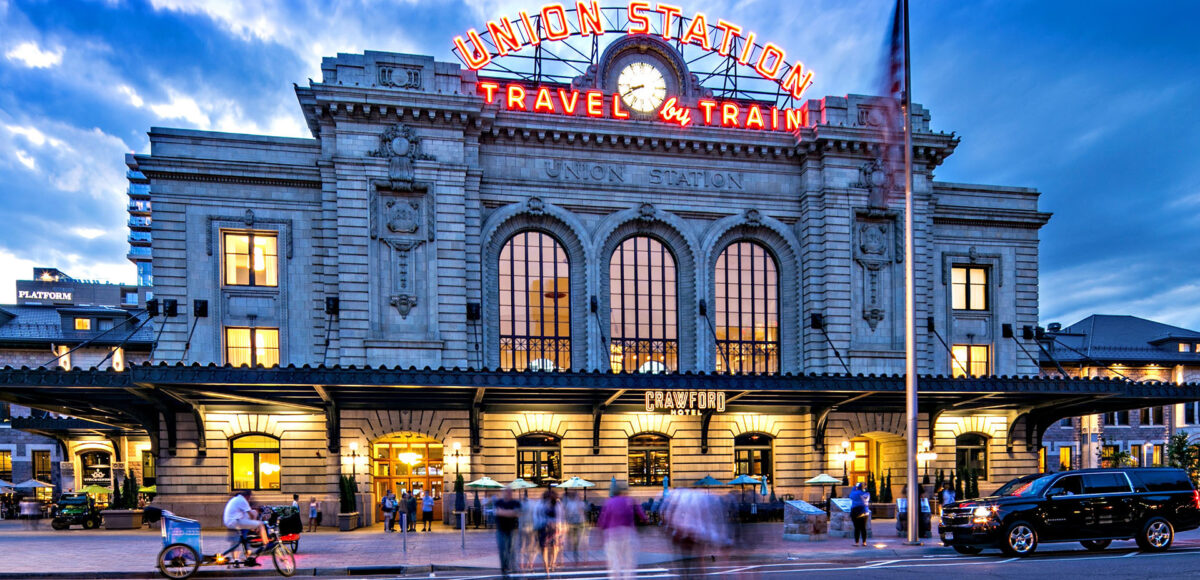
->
[1,0,1197,329]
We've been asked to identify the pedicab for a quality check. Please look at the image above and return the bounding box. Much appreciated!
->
[147,507,296,579]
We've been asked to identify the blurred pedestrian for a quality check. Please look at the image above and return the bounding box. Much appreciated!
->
[405,491,418,532]
[598,485,646,580]
[849,482,870,546]
[562,490,587,563]
[536,488,564,574]
[307,497,319,532]
[420,490,434,531]
[381,490,398,532]
[494,487,522,579]
[19,498,39,530]
[662,489,728,579]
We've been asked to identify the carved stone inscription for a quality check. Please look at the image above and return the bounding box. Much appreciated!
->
[542,159,743,191]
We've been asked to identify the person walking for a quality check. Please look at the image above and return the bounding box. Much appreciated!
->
[536,488,564,575]
[291,494,300,510]
[494,487,522,579]
[420,490,435,531]
[307,497,319,532]
[381,490,398,532]
[562,490,587,563]
[405,491,418,532]
[848,482,870,547]
[598,485,646,580]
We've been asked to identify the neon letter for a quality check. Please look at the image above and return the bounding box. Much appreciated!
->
[780,63,815,99]
[586,91,604,117]
[534,87,555,112]
[558,89,580,114]
[518,11,541,46]
[771,106,779,130]
[628,1,652,34]
[786,108,806,131]
[487,18,523,56]
[507,85,527,110]
[479,81,500,103]
[737,31,756,65]
[577,1,604,36]
[659,97,691,127]
[453,29,491,69]
[721,102,740,127]
[714,19,742,56]
[542,4,571,40]
[680,13,711,50]
[612,94,630,119]
[698,100,717,125]
[656,3,682,40]
[755,42,785,79]
[746,105,764,129]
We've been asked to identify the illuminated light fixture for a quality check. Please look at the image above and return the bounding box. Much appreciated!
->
[397,452,422,466]
[253,245,266,272]
[260,462,280,475]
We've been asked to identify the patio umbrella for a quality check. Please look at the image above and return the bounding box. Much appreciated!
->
[805,474,843,511]
[465,476,505,521]
[80,484,112,496]
[728,474,761,502]
[0,486,14,495]
[14,479,53,489]
[558,476,595,500]
[760,475,770,499]
[138,485,157,494]
[693,475,727,489]
[610,476,618,497]
[0,479,13,488]
[508,477,538,499]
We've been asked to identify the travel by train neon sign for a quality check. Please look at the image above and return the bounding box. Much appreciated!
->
[452,2,816,132]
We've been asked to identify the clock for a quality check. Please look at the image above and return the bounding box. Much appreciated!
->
[617,61,668,114]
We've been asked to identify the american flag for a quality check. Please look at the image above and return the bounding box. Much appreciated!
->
[871,0,907,207]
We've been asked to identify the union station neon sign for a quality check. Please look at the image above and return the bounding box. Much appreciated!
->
[453,2,815,132]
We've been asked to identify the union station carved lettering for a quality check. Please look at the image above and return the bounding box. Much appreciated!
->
[542,159,743,190]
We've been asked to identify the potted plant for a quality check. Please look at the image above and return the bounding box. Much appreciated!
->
[102,471,144,529]
[337,475,359,531]
[872,470,896,519]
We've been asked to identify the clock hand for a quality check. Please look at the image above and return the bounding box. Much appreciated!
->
[622,84,644,97]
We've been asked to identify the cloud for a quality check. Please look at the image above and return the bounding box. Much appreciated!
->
[71,227,108,240]
[118,85,144,107]
[4,40,63,68]
[13,149,35,170]
[148,89,211,127]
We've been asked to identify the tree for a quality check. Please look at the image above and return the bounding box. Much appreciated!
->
[954,468,964,499]
[1166,432,1200,487]
[880,470,893,503]
[866,471,877,499]
[339,475,357,514]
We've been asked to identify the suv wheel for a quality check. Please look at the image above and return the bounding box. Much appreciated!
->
[1136,517,1173,552]
[1000,521,1038,556]
[1080,539,1111,551]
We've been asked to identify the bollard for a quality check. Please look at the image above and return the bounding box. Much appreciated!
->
[401,512,407,552]
[459,511,466,549]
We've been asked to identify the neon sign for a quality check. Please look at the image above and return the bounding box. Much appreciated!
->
[453,1,815,101]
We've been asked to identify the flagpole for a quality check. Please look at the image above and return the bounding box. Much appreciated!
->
[901,0,920,546]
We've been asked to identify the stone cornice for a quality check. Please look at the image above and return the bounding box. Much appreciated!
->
[794,125,960,169]
[135,156,322,189]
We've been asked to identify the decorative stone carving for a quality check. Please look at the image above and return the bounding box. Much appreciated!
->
[378,66,421,89]
[744,208,763,227]
[369,123,435,192]
[242,209,256,226]
[390,294,418,319]
[386,199,421,235]
[527,196,546,215]
[854,210,902,332]
[638,202,656,220]
[855,159,897,209]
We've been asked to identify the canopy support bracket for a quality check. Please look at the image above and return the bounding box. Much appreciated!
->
[700,410,715,454]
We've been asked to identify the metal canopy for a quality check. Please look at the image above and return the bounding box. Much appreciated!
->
[2,364,1199,432]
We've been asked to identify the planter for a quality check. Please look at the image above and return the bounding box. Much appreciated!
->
[870,503,897,519]
[338,512,359,532]
[101,509,144,530]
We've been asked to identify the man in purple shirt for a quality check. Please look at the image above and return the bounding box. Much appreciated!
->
[598,486,646,580]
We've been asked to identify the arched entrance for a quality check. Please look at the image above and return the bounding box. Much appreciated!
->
[371,433,444,524]
[838,431,908,493]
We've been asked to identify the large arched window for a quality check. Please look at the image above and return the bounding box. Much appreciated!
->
[734,432,773,480]
[516,433,562,485]
[231,434,281,491]
[610,237,677,372]
[499,232,571,371]
[956,433,989,480]
[714,241,779,373]
[628,433,670,486]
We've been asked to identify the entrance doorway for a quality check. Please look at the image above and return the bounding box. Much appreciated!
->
[847,438,873,488]
[372,433,444,524]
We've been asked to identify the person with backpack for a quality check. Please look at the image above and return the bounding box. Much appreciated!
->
[381,490,398,532]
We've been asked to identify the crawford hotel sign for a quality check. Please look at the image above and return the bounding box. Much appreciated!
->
[453,2,815,131]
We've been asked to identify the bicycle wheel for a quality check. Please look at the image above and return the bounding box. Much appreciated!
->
[157,543,200,579]
[272,543,296,577]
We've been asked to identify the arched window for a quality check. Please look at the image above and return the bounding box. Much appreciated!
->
[499,232,571,371]
[628,433,670,486]
[714,242,779,373]
[956,433,988,480]
[231,434,281,491]
[610,237,677,372]
[516,433,562,485]
[734,432,773,480]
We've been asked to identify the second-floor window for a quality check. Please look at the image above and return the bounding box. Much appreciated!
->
[1185,402,1200,425]
[1140,407,1164,426]
[498,232,570,371]
[610,236,678,373]
[951,344,989,377]
[74,318,91,331]
[715,242,780,374]
[225,327,280,368]
[223,232,278,287]
[1104,410,1129,426]
[951,266,987,310]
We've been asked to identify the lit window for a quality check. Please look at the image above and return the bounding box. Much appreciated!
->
[74,318,91,331]
[951,266,988,310]
[0,450,11,482]
[734,433,773,481]
[628,433,670,486]
[1058,447,1072,471]
[1181,343,1190,353]
[498,232,570,371]
[225,327,280,367]
[231,434,281,491]
[1195,343,1200,353]
[111,347,125,372]
[951,344,990,377]
[516,434,562,486]
[1152,444,1165,467]
[715,242,779,374]
[955,433,988,480]
[223,232,278,287]
[610,237,678,373]
[55,345,70,370]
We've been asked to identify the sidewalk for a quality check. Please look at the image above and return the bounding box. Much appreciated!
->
[1,517,1195,578]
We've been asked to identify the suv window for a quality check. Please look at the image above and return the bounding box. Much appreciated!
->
[1083,473,1132,494]
[1046,475,1082,496]
[1132,469,1193,492]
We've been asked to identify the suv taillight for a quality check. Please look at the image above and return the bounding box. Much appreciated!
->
[1194,489,1199,509]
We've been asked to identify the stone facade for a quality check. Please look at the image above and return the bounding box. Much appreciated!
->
[126,48,1051,524]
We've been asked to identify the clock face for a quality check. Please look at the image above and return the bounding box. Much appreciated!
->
[617,61,668,114]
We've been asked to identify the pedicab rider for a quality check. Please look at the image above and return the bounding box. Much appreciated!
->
[223,490,269,564]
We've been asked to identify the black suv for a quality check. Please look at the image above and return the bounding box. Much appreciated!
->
[939,468,1200,556]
